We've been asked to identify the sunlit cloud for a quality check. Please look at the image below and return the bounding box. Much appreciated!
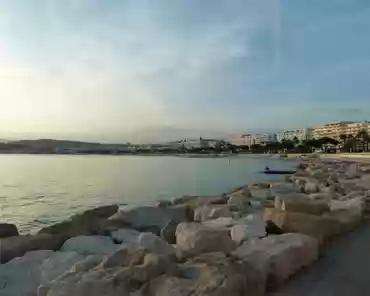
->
[0,0,369,142]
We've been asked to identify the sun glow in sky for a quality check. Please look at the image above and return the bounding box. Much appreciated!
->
[1,0,370,142]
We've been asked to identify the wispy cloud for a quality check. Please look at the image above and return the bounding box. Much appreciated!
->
[0,1,369,141]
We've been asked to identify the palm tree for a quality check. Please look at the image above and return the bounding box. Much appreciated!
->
[292,136,300,146]
[356,129,370,142]
[339,134,347,142]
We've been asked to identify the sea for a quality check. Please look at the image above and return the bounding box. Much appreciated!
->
[0,154,298,233]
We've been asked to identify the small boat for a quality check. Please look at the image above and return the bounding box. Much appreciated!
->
[261,170,296,174]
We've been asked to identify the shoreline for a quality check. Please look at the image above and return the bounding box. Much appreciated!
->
[1,158,370,295]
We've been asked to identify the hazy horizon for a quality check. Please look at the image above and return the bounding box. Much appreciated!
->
[1,1,370,142]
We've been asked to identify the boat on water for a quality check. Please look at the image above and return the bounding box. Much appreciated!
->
[261,170,296,174]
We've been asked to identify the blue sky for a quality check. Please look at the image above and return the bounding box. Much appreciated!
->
[1,0,370,142]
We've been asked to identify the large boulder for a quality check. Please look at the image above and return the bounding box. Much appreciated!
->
[176,222,235,256]
[250,188,273,200]
[137,233,176,257]
[39,205,120,239]
[230,214,266,245]
[61,235,119,255]
[330,197,365,215]
[278,198,330,215]
[143,251,267,296]
[39,248,174,296]
[110,206,188,233]
[194,205,233,221]
[304,181,320,194]
[0,223,19,238]
[39,252,85,284]
[227,190,252,212]
[322,209,363,235]
[144,276,195,296]
[0,250,54,296]
[233,233,319,289]
[0,250,84,296]
[180,251,266,296]
[263,208,329,242]
[308,192,334,202]
[201,217,235,229]
[0,234,64,263]
[100,246,147,269]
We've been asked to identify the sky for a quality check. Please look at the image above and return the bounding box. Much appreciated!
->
[1,0,370,142]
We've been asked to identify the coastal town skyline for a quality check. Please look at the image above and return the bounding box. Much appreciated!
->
[2,120,370,146]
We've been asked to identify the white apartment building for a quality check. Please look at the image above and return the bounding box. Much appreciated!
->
[311,121,370,140]
[254,133,277,145]
[281,128,312,142]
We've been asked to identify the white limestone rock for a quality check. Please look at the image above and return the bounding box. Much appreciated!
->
[137,233,176,256]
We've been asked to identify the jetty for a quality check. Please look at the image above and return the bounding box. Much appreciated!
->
[1,158,369,296]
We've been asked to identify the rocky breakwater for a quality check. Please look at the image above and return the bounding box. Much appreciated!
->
[1,159,369,296]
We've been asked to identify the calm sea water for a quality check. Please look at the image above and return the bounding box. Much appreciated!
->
[0,155,297,233]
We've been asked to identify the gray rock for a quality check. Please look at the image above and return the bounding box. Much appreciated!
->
[39,248,174,296]
[304,181,320,194]
[61,235,119,255]
[194,205,233,221]
[101,246,147,269]
[230,214,266,245]
[0,250,53,296]
[233,233,319,289]
[227,192,252,212]
[40,251,85,284]
[201,217,235,229]
[145,276,196,296]
[137,233,176,257]
[0,250,83,296]
[279,199,330,215]
[0,223,19,238]
[0,234,64,263]
[70,255,103,273]
[250,188,274,200]
[110,206,188,231]
[182,250,267,296]
[175,222,235,256]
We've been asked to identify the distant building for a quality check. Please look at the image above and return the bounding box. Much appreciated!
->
[281,128,312,142]
[230,134,256,147]
[182,138,224,149]
[311,121,370,140]
[254,133,277,145]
